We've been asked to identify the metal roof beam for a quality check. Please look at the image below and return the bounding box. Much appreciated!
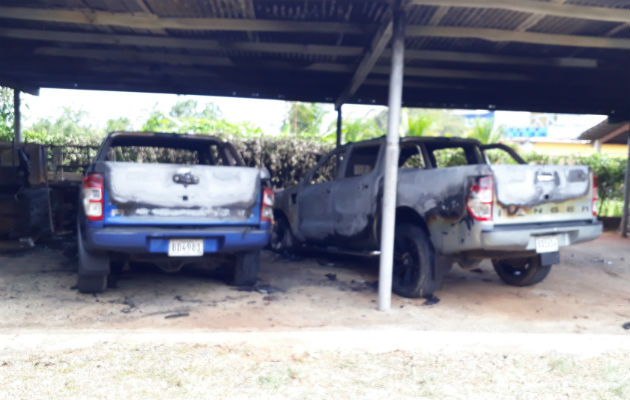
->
[0,28,600,67]
[599,123,630,143]
[408,0,629,23]
[335,19,393,109]
[406,26,630,50]
[0,6,364,33]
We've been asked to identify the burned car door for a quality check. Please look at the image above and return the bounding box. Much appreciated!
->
[296,148,344,242]
[330,144,382,246]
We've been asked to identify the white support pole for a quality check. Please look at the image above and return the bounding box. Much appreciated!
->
[620,134,630,237]
[378,6,405,311]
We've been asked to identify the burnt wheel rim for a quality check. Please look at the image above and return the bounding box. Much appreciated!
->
[394,236,420,289]
[500,259,530,277]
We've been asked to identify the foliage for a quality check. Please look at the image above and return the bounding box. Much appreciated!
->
[406,114,435,137]
[106,117,132,133]
[25,107,105,145]
[0,87,13,140]
[281,102,327,138]
[324,116,384,144]
[466,119,504,144]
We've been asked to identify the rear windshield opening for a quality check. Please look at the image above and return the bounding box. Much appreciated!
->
[105,138,241,166]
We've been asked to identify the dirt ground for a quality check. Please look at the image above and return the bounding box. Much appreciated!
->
[0,233,628,399]
[0,232,627,333]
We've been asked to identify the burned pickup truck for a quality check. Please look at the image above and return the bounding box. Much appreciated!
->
[77,132,273,293]
[273,137,602,298]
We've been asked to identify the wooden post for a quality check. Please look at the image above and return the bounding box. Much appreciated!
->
[378,5,405,311]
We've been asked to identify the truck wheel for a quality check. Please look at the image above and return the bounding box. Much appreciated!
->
[270,215,295,254]
[492,257,552,286]
[393,224,436,298]
[230,250,260,286]
[77,228,109,294]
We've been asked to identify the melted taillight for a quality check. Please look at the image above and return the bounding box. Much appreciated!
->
[467,175,494,221]
[261,187,274,223]
[82,174,104,221]
[592,175,599,217]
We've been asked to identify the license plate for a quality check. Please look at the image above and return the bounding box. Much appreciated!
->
[168,239,204,257]
[535,235,559,253]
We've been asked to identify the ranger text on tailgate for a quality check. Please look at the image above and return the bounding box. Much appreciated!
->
[272,137,602,299]
[77,132,273,293]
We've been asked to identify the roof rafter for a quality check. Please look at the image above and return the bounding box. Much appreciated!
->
[408,0,629,23]
[0,6,365,33]
[335,19,393,109]
[406,26,630,50]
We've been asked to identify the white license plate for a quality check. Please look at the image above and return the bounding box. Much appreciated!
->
[535,235,559,253]
[168,239,204,257]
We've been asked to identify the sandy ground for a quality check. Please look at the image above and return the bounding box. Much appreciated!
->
[0,233,627,333]
[0,232,628,399]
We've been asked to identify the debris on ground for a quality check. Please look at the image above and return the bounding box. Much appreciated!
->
[325,273,336,281]
[317,259,335,267]
[623,322,630,330]
[164,312,189,319]
[235,284,285,295]
[422,295,440,306]
[174,295,203,303]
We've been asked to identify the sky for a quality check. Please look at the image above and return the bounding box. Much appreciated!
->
[20,88,606,138]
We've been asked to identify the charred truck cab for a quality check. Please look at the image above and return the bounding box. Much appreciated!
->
[77,132,272,293]
[273,137,602,299]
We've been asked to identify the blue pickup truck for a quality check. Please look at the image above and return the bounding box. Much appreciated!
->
[77,132,273,293]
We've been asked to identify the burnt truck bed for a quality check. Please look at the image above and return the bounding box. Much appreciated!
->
[273,137,602,299]
[76,132,273,294]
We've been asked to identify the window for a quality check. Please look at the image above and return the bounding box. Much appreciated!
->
[432,147,468,168]
[399,144,426,169]
[345,145,379,177]
[311,150,343,184]
[107,146,200,165]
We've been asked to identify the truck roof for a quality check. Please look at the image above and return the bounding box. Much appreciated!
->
[106,131,225,143]
[344,136,483,147]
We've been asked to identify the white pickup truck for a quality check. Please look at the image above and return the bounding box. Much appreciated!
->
[272,137,602,298]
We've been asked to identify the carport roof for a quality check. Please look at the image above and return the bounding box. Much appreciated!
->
[578,120,629,144]
[0,0,629,119]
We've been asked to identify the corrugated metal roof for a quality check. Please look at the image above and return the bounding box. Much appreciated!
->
[578,121,629,143]
[0,0,627,118]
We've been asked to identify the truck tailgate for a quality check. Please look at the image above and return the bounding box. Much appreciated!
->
[99,161,261,225]
[491,164,593,224]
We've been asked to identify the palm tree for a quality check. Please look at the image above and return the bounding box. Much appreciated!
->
[467,119,504,144]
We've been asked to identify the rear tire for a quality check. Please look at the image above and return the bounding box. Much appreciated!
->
[77,227,109,294]
[492,257,551,286]
[230,250,260,286]
[392,223,436,298]
[270,215,296,254]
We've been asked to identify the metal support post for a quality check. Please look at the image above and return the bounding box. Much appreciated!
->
[378,6,405,311]
[13,89,21,143]
[620,134,630,237]
[336,106,343,149]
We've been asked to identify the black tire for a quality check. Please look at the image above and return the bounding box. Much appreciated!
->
[270,215,296,254]
[492,257,552,287]
[392,223,436,298]
[230,250,260,286]
[77,227,109,294]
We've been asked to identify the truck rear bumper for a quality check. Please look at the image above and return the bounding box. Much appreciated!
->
[480,220,602,252]
[85,226,270,254]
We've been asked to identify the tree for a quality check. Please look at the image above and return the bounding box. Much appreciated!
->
[281,102,327,137]
[466,118,503,144]
[106,117,132,133]
[0,86,14,141]
[406,114,435,137]
[25,107,104,145]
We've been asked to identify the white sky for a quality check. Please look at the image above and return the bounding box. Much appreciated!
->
[21,88,605,138]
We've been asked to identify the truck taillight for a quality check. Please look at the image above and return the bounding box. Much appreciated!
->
[82,174,104,221]
[467,175,494,222]
[261,187,274,223]
[592,175,599,217]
